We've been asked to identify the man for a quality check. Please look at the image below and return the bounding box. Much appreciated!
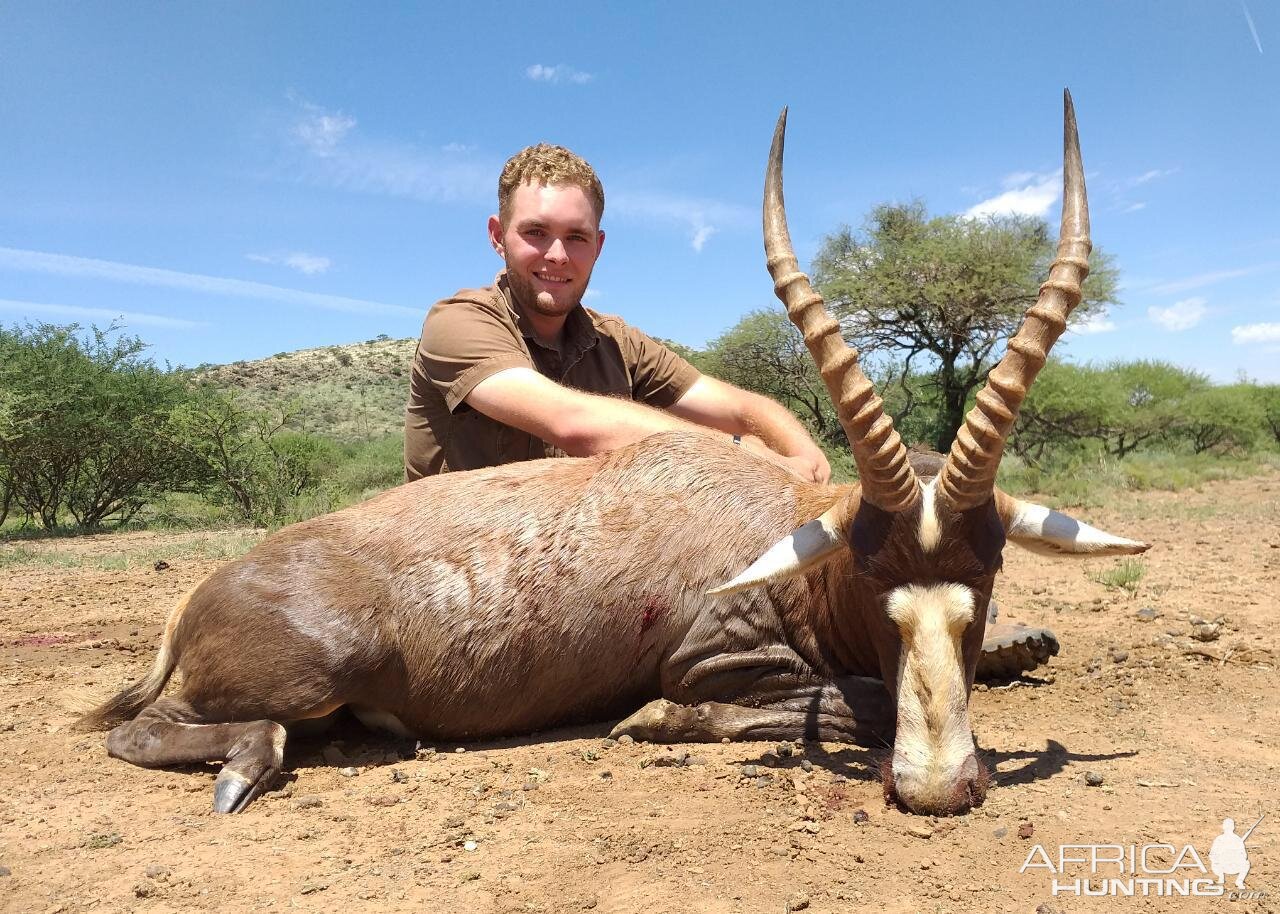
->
[404,143,830,482]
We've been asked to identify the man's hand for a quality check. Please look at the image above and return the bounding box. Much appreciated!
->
[742,436,831,484]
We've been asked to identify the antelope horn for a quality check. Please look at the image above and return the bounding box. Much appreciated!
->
[937,89,1092,511]
[764,108,919,514]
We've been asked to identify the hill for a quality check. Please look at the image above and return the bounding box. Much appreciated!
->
[193,336,417,442]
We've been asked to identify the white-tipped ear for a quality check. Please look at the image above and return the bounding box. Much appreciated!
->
[707,505,845,596]
[1003,497,1150,557]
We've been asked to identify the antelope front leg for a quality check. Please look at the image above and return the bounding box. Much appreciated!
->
[610,677,892,744]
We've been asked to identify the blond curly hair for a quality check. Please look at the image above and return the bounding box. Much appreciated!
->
[498,144,605,227]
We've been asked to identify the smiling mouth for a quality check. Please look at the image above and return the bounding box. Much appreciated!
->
[535,272,572,285]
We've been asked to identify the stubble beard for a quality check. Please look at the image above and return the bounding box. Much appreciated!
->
[505,258,591,319]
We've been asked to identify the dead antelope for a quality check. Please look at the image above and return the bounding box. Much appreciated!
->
[79,91,1147,816]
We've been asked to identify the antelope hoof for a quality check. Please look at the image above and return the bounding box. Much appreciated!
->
[977,623,1059,681]
[610,699,680,741]
[213,767,276,814]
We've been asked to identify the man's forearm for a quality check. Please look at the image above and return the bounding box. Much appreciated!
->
[555,392,711,455]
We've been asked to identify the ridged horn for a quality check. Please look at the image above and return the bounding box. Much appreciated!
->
[765,108,919,514]
[937,89,1092,511]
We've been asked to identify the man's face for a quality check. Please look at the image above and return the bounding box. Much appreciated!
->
[489,182,605,319]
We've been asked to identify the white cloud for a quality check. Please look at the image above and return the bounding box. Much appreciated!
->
[0,298,208,329]
[1070,312,1116,335]
[1120,201,1147,213]
[288,96,356,158]
[964,171,1060,219]
[1131,168,1177,186]
[1146,263,1278,296]
[525,63,594,85]
[284,97,493,204]
[1148,297,1207,331]
[0,247,417,317]
[1232,322,1280,344]
[612,191,750,253]
[247,251,332,275]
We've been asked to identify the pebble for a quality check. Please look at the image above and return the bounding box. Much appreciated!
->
[1192,623,1222,642]
[0,866,10,877]
[1018,821,1035,839]
[776,742,794,758]
[338,767,359,777]
[785,892,810,912]
[1109,648,1129,663]
[601,738,618,749]
[390,769,408,784]
[1135,607,1159,622]
[133,883,155,898]
[741,765,759,778]
[294,795,323,809]
[463,840,478,852]
[683,755,707,767]
[993,826,1008,838]
[906,824,933,839]
[852,809,869,825]
[144,864,170,879]
[799,759,813,773]
[1084,771,1105,787]
[152,560,170,572]
[617,735,634,746]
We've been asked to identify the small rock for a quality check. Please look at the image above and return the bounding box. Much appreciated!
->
[581,748,600,762]
[852,809,869,825]
[683,755,707,767]
[754,775,773,788]
[1036,905,1062,914]
[776,742,794,758]
[617,734,634,745]
[650,751,687,768]
[300,882,328,895]
[144,864,170,879]
[294,795,323,809]
[463,840,478,852]
[800,759,813,772]
[0,866,10,877]
[1135,607,1159,622]
[601,738,618,749]
[906,824,933,839]
[760,749,780,766]
[993,826,1008,838]
[455,747,466,753]
[338,767,359,777]
[785,891,810,912]
[741,764,759,778]
[1192,623,1221,643]
[1018,821,1035,839]
[1109,648,1129,663]
[133,883,155,898]
[390,769,408,784]
[152,560,170,572]
[1084,771,1104,787]
[721,736,731,744]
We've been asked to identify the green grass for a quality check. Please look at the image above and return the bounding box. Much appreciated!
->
[1089,557,1146,594]
[0,531,262,571]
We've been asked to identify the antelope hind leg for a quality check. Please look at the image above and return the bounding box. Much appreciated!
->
[106,697,286,814]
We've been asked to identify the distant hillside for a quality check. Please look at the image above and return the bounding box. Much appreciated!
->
[194,337,417,441]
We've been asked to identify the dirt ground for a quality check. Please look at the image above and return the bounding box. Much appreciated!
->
[1,472,1277,914]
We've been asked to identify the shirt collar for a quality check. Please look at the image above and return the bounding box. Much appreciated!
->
[496,270,600,362]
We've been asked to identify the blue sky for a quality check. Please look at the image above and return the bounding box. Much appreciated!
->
[2,2,1277,382]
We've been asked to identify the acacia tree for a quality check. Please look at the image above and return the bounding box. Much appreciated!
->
[811,201,1119,451]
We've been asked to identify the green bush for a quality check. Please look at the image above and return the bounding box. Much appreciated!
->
[0,322,198,530]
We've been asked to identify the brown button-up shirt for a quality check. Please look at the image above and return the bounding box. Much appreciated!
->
[404,272,699,480]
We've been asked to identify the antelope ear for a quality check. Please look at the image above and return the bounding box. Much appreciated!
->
[707,505,845,596]
[996,491,1150,557]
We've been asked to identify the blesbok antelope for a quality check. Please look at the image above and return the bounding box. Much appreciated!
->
[79,91,1147,815]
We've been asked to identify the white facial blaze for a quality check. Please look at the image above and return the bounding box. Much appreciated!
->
[886,583,977,810]
[917,477,942,553]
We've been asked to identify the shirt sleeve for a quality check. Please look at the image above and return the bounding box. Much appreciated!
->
[419,294,533,412]
[619,324,700,408]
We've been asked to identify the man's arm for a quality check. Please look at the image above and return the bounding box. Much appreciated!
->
[466,367,706,455]
[467,369,831,483]
[668,376,831,483]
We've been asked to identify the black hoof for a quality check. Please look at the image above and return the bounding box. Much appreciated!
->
[213,770,269,814]
[977,623,1059,681]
